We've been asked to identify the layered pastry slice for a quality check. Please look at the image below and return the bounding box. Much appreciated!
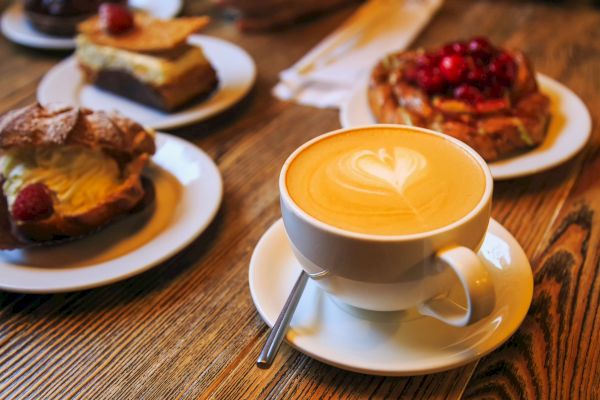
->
[0,103,156,248]
[76,5,218,112]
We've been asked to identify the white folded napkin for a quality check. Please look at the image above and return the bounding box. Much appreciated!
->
[273,0,444,108]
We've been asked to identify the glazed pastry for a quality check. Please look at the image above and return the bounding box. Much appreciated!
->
[368,37,551,161]
[23,0,125,36]
[0,103,156,248]
[76,5,219,112]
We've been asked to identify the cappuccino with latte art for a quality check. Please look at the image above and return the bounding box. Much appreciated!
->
[280,125,495,320]
[286,127,485,235]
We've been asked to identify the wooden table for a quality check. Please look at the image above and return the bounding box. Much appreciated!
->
[0,0,599,398]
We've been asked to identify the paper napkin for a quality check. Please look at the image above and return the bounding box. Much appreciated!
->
[273,0,444,108]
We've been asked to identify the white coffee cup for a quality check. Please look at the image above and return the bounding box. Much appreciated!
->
[279,125,495,327]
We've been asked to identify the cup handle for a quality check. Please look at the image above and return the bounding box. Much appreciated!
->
[417,246,495,327]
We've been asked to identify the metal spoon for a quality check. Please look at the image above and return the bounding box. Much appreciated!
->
[256,270,309,369]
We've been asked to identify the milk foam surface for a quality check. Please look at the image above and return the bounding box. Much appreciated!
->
[286,128,486,235]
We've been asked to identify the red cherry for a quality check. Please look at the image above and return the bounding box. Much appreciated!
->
[468,37,492,53]
[468,37,494,64]
[439,55,468,84]
[496,52,515,65]
[453,84,483,103]
[467,66,487,87]
[451,41,469,55]
[416,67,445,94]
[99,3,134,34]
[439,41,469,57]
[488,53,516,86]
[12,183,54,222]
[440,44,453,56]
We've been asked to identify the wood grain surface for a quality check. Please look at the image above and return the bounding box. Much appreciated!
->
[0,0,598,398]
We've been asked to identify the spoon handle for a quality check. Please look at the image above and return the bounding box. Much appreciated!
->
[256,270,309,369]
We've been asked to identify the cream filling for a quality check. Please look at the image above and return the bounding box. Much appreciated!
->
[75,35,209,85]
[0,147,124,215]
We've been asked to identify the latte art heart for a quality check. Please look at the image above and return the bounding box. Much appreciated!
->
[331,147,428,196]
[286,128,486,235]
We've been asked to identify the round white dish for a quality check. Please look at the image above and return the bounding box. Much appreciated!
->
[0,132,222,293]
[1,0,183,50]
[339,74,591,180]
[37,35,256,130]
[249,218,533,376]
[129,0,182,19]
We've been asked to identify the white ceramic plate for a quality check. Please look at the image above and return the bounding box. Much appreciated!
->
[249,218,533,376]
[1,0,183,50]
[340,74,591,180]
[37,35,256,130]
[0,132,222,293]
[129,0,182,19]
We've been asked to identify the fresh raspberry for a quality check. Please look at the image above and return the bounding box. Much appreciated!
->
[99,3,134,35]
[12,183,54,222]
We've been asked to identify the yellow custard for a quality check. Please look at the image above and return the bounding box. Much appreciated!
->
[75,36,210,86]
[0,146,124,215]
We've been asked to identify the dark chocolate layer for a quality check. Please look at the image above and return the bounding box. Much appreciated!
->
[83,65,219,112]
[95,69,172,110]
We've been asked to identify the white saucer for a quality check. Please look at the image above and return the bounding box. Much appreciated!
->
[340,74,591,180]
[249,219,533,376]
[0,132,222,293]
[37,35,256,130]
[1,0,183,50]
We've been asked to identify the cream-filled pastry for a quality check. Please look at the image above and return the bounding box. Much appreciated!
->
[0,103,156,248]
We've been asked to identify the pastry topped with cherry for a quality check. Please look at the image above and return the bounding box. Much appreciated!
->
[76,5,218,112]
[0,103,156,248]
[369,37,551,161]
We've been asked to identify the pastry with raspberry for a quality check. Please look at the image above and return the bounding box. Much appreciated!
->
[368,37,551,161]
[0,103,155,248]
